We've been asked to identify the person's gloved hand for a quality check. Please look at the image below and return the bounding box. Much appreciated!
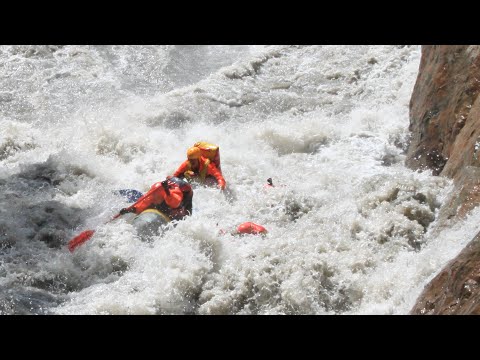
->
[219,183,226,191]
[184,170,195,179]
[161,180,171,195]
[120,207,136,215]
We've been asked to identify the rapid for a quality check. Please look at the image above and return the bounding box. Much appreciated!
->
[0,45,475,314]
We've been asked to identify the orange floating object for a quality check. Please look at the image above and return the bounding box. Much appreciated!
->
[236,222,268,235]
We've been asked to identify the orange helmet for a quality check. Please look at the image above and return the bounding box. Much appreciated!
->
[187,146,201,160]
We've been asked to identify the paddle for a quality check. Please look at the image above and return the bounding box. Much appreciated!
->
[67,206,134,252]
[68,180,170,252]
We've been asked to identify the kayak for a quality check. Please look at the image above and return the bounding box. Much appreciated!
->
[131,209,170,240]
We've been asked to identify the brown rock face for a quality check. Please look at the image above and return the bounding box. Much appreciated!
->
[410,231,480,315]
[442,93,480,179]
[406,45,480,176]
[436,167,480,223]
[407,46,480,314]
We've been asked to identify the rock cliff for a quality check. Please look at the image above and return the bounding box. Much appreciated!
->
[406,45,480,314]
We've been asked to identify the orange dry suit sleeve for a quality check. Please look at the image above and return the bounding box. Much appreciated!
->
[132,182,183,214]
[206,162,226,189]
[173,160,191,178]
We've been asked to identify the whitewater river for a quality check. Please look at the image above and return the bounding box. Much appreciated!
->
[0,45,476,314]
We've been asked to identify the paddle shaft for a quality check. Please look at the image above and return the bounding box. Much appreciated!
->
[67,212,125,252]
